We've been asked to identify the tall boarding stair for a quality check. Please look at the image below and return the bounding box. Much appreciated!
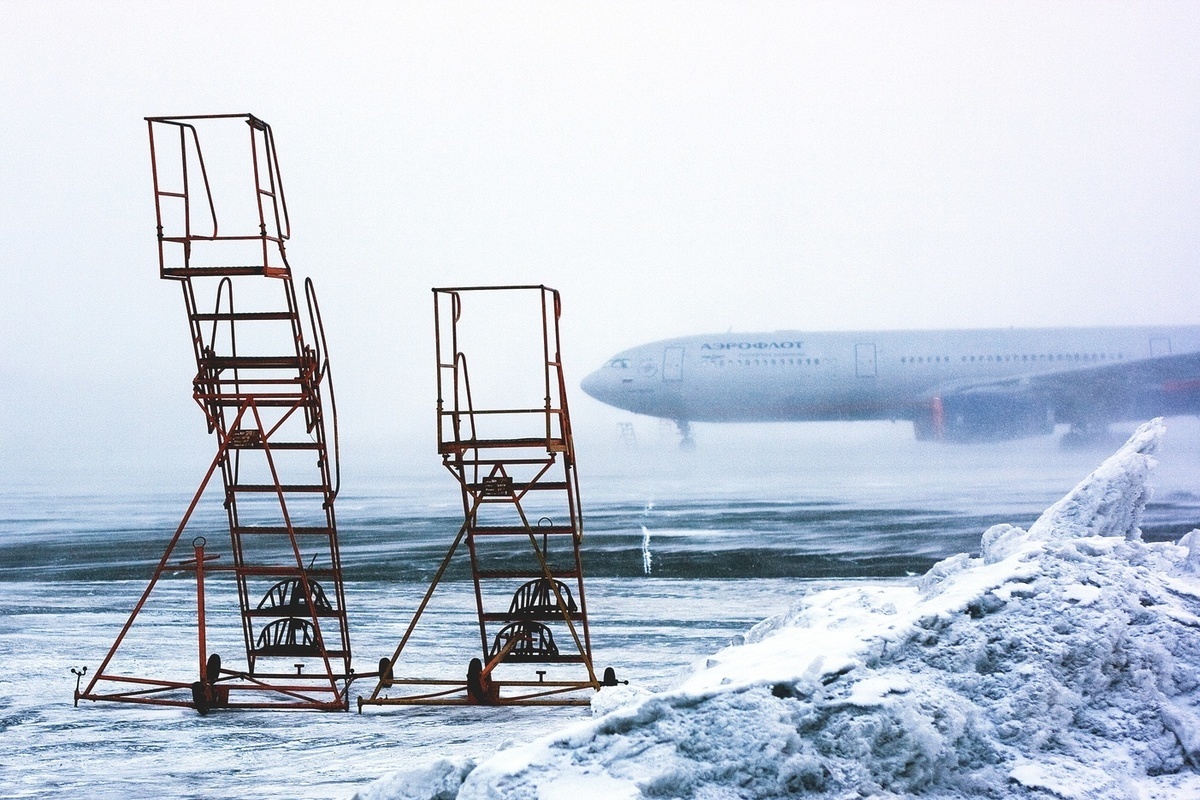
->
[78,114,353,712]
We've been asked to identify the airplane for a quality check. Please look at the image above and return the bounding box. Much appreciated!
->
[579,326,1200,446]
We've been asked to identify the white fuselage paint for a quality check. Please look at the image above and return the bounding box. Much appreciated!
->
[580,326,1200,425]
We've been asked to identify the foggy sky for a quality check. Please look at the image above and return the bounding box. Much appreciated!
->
[2,2,1199,489]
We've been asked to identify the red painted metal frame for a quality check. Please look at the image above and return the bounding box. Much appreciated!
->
[359,285,609,710]
[78,114,356,712]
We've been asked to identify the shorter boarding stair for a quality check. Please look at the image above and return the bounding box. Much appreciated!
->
[360,285,618,709]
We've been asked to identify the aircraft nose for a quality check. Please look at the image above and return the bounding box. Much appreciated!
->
[580,367,608,402]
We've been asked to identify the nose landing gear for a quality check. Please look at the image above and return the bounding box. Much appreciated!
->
[675,420,695,450]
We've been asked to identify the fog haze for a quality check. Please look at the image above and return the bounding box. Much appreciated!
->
[2,2,1199,489]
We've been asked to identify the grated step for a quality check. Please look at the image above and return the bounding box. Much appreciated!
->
[232,526,335,536]
[224,441,324,451]
[467,481,569,493]
[162,266,278,278]
[202,396,313,408]
[201,355,306,370]
[243,608,345,618]
[480,611,579,622]
[251,647,350,659]
[475,569,578,580]
[229,483,330,493]
[233,567,339,578]
[440,437,568,453]
[469,525,576,536]
[191,311,296,322]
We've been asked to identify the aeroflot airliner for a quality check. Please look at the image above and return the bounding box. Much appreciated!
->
[579,326,1200,444]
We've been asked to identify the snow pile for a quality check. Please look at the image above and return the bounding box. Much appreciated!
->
[358,419,1200,799]
[352,759,475,800]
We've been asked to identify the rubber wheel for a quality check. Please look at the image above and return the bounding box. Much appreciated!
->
[379,657,394,688]
[206,653,222,684]
[466,658,487,703]
[190,681,209,716]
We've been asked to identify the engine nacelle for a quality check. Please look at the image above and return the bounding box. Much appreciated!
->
[913,394,1054,442]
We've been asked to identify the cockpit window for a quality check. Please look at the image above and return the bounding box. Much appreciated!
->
[608,358,631,368]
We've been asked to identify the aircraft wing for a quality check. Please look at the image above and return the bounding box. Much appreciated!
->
[924,351,1200,439]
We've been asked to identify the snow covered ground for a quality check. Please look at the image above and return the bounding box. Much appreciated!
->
[356,419,1200,799]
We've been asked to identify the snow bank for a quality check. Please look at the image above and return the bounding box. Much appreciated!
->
[351,759,475,800]
[358,419,1200,799]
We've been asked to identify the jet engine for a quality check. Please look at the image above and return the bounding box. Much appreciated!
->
[914,392,1054,442]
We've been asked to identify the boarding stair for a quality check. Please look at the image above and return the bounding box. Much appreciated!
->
[360,285,612,709]
[79,114,351,712]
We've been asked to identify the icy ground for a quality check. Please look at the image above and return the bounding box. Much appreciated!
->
[355,419,1200,799]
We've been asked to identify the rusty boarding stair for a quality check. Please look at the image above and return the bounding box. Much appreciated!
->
[359,285,618,709]
[78,114,354,712]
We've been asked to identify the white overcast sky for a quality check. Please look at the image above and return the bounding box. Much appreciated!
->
[2,1,1199,488]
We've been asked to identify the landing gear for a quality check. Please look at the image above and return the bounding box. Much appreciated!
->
[675,420,695,450]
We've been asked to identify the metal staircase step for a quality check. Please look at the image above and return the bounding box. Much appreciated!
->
[243,608,345,618]
[200,355,306,370]
[234,567,339,578]
[448,457,561,467]
[480,611,578,622]
[439,437,568,453]
[475,569,578,580]
[224,440,324,451]
[229,483,330,493]
[203,395,312,408]
[251,647,349,659]
[469,525,576,536]
[467,481,569,493]
[232,526,335,536]
[198,376,307,384]
[162,265,277,278]
[190,311,296,322]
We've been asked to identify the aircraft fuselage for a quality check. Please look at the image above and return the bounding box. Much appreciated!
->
[580,326,1200,440]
